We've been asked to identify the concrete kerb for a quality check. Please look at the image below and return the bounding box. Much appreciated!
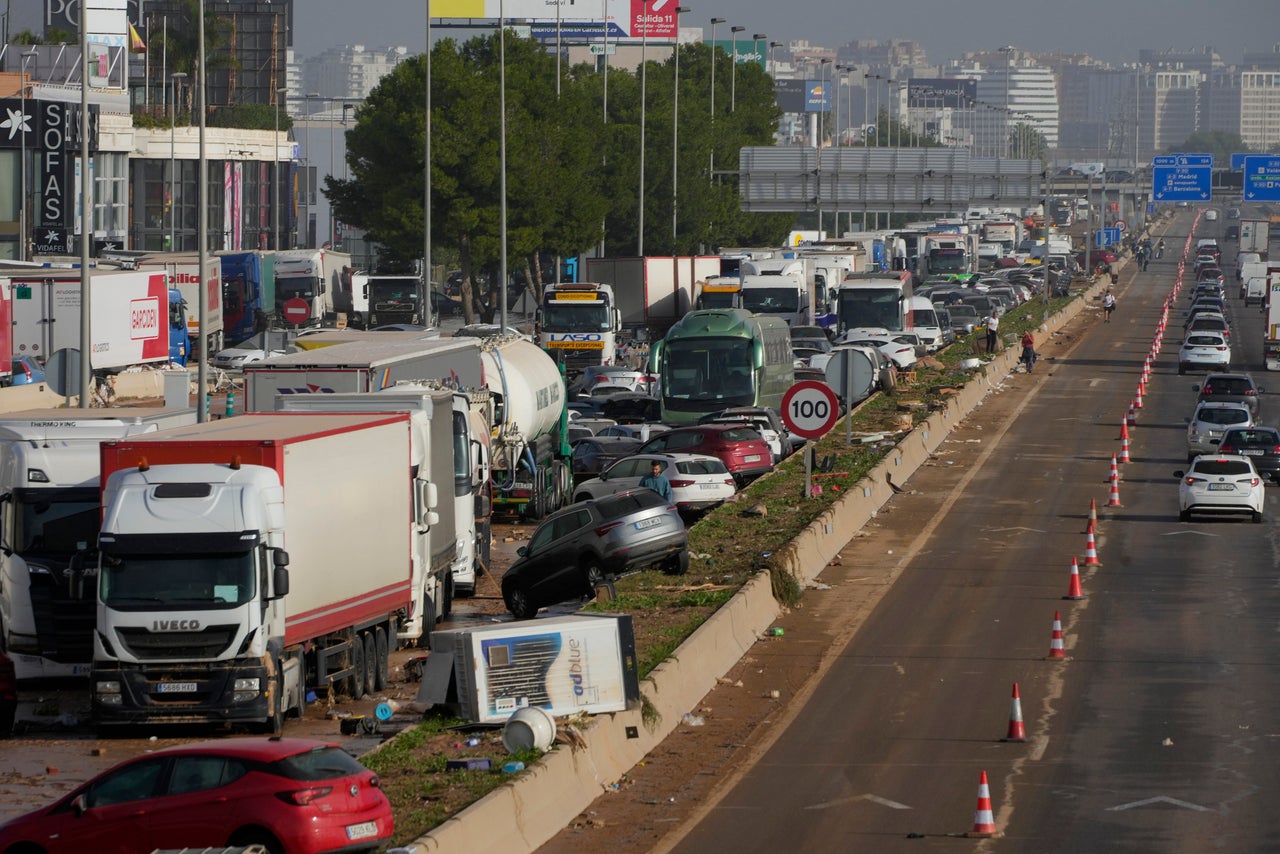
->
[410,280,1112,854]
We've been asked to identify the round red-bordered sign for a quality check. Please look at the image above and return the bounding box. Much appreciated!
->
[282,297,310,325]
[1114,219,1127,233]
[781,380,840,440]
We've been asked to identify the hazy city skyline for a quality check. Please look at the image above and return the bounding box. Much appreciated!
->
[292,0,1279,68]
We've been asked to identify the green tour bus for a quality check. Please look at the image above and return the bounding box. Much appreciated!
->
[648,309,794,425]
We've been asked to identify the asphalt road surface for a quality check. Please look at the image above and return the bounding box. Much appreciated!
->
[659,215,1280,853]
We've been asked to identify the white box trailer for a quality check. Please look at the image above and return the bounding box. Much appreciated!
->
[242,337,483,412]
[584,256,720,339]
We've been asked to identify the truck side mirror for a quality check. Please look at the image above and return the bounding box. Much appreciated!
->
[273,565,290,598]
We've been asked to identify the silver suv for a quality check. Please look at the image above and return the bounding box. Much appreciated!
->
[501,489,688,618]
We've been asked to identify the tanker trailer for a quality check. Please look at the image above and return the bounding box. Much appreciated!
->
[476,336,573,519]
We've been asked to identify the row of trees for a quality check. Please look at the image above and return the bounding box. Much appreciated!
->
[326,33,795,313]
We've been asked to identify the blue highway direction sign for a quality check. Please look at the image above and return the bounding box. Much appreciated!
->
[1231,153,1251,171]
[1153,159,1212,202]
[1242,156,1280,202]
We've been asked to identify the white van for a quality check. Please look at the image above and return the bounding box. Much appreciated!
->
[1240,261,1267,296]
[1246,276,1266,307]
[909,295,946,353]
[1236,252,1261,281]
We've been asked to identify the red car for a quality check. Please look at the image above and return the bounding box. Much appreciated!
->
[637,423,774,485]
[0,737,393,854]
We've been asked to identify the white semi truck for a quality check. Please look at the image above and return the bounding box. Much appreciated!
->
[277,385,492,605]
[92,413,428,731]
[535,282,622,375]
[0,409,197,680]
[274,248,354,328]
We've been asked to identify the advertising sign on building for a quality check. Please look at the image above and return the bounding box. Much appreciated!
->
[906,79,976,110]
[434,0,676,39]
[34,100,99,254]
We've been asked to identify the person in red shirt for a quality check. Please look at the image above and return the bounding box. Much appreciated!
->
[1020,330,1037,373]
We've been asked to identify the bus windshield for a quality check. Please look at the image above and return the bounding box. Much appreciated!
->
[928,249,966,274]
[662,337,754,403]
[837,288,904,331]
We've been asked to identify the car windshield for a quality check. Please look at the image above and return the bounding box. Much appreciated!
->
[1223,430,1279,446]
[1204,378,1253,395]
[1186,335,1225,346]
[676,458,729,475]
[271,746,371,780]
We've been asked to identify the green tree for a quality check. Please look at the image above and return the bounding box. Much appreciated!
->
[1009,123,1048,161]
[1168,131,1251,160]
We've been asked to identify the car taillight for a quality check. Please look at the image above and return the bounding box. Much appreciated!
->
[1220,445,1236,454]
[723,477,735,486]
[669,479,694,488]
[1185,477,1199,485]
[595,520,624,536]
[1245,389,1257,396]
[276,786,334,806]
[1216,346,1227,351]
[1251,478,1260,487]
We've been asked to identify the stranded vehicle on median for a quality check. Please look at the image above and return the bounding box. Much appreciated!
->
[501,489,689,618]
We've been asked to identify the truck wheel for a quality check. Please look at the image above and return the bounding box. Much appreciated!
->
[347,634,366,700]
[361,633,377,698]
[373,627,389,692]
[442,572,454,619]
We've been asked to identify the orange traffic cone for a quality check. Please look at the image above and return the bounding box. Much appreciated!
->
[1119,432,1132,464]
[1108,453,1120,484]
[1135,384,1144,409]
[1047,610,1067,659]
[1107,468,1122,507]
[1002,682,1028,742]
[1119,419,1130,441]
[1083,527,1101,566]
[969,771,997,837]
[1126,400,1136,426]
[1088,498,1098,529]
[1064,557,1086,600]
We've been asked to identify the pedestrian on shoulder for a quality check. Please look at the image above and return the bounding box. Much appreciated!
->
[639,460,673,502]
[1020,330,1037,372]
[985,309,1000,353]
[1103,291,1116,322]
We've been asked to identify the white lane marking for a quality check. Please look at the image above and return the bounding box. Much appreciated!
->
[1106,796,1212,812]
[805,793,912,811]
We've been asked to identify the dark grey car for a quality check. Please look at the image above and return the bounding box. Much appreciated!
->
[501,489,689,618]
[1195,373,1264,419]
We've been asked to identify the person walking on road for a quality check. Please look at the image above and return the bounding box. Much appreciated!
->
[1156,238,1165,259]
[639,460,673,502]
[1020,330,1037,373]
[1103,291,1116,322]
[985,309,1000,353]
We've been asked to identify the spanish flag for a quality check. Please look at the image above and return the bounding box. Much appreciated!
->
[128,22,146,54]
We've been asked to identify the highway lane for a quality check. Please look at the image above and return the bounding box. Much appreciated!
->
[665,213,1280,852]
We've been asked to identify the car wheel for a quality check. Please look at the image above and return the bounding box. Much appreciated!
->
[582,559,606,594]
[1252,510,1263,524]
[663,549,690,576]
[1179,509,1191,522]
[504,582,537,619]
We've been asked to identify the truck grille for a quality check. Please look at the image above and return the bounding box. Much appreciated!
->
[116,625,239,659]
[28,572,95,664]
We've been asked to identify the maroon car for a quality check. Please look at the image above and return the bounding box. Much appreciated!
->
[637,423,774,485]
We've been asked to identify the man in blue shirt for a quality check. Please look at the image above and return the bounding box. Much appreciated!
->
[638,461,673,502]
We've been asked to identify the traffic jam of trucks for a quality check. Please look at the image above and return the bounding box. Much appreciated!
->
[0,198,1172,744]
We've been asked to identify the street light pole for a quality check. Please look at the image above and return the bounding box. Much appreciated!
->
[672,6,689,248]
[273,85,285,250]
[638,14,647,255]
[730,26,743,112]
[709,17,724,183]
[170,71,187,250]
[18,47,35,261]
[999,46,1013,159]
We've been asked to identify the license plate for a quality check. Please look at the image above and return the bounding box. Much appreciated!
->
[1207,483,1235,491]
[346,821,378,841]
[634,517,661,530]
[1243,449,1263,456]
[744,454,761,463]
[157,682,198,693]
[699,483,721,490]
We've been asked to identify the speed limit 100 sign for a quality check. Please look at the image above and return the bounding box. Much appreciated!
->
[781,380,840,440]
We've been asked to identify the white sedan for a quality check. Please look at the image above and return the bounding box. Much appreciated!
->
[209,344,285,369]
[840,334,918,370]
[571,453,737,514]
[1175,455,1264,523]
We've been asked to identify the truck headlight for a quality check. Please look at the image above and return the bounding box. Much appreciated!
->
[95,680,122,704]
[233,677,261,692]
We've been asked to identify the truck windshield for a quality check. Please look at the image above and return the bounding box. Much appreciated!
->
[12,488,100,555]
[741,288,799,314]
[837,289,904,331]
[697,292,740,310]
[928,249,966,273]
[101,552,256,607]
[276,277,317,302]
[663,337,754,402]
[541,303,611,331]
[369,283,420,306]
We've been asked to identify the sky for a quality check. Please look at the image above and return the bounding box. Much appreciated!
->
[289,0,1280,68]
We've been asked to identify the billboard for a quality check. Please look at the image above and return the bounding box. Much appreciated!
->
[906,78,976,110]
[805,81,830,113]
[434,0,676,39]
[775,79,806,113]
[708,38,768,69]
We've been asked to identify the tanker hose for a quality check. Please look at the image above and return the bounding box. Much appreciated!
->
[495,439,531,493]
